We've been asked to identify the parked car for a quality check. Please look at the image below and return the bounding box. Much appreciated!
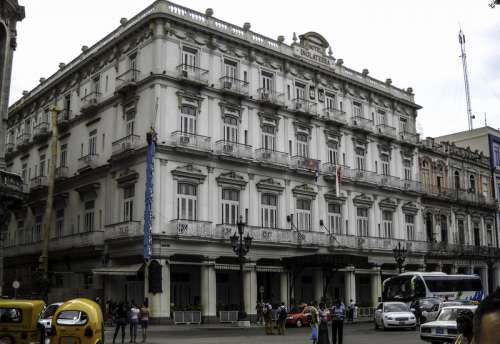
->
[420,305,477,343]
[286,304,331,328]
[374,302,417,330]
[38,302,63,330]
[421,301,470,323]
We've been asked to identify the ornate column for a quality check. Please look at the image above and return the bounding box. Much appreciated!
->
[280,271,290,308]
[148,259,171,320]
[481,267,489,296]
[244,262,258,318]
[200,259,217,322]
[371,265,382,307]
[344,265,356,305]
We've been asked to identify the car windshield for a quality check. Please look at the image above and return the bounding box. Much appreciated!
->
[0,308,22,323]
[438,308,458,321]
[41,304,59,319]
[441,302,462,309]
[384,303,409,312]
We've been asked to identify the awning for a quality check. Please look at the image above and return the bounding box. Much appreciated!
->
[92,263,144,276]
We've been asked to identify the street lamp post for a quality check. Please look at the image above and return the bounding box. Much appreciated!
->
[393,242,407,274]
[230,216,253,320]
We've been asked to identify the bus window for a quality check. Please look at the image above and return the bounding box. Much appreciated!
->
[413,276,426,298]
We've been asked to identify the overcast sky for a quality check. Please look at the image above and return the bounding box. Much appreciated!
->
[9,0,500,137]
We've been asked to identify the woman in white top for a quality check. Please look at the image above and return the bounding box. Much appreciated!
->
[129,302,140,343]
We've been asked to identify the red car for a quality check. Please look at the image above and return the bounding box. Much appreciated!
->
[286,304,331,328]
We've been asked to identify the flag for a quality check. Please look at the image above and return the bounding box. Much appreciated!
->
[335,166,341,197]
[143,131,156,260]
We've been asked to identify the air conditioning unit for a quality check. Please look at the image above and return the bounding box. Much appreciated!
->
[223,144,234,152]
[180,135,190,144]
[223,81,232,89]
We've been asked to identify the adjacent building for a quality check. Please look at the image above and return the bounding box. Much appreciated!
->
[2,1,499,322]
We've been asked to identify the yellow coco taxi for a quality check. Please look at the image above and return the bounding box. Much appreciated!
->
[50,298,104,344]
[0,299,46,344]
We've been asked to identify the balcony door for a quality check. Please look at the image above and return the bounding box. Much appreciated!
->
[182,47,197,69]
[261,71,274,92]
[180,105,197,135]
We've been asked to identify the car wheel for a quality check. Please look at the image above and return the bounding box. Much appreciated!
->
[296,319,303,328]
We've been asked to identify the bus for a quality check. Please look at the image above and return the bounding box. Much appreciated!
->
[382,272,483,303]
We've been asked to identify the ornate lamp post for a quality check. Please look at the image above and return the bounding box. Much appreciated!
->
[393,242,407,274]
[230,216,253,320]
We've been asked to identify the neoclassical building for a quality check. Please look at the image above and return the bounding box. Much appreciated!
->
[2,1,499,322]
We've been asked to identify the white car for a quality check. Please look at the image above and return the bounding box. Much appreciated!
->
[374,302,417,330]
[420,305,477,343]
[38,302,63,330]
[421,301,467,323]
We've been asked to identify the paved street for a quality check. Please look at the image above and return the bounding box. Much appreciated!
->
[105,323,423,344]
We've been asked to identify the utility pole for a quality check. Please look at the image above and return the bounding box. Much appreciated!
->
[458,28,475,131]
[38,106,60,300]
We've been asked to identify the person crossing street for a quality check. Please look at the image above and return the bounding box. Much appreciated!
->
[331,299,345,344]
[277,302,288,335]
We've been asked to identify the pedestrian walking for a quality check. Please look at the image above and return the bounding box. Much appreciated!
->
[331,299,345,344]
[348,299,355,322]
[129,301,140,343]
[263,301,274,335]
[112,302,128,344]
[139,302,150,343]
[256,302,263,325]
[309,301,319,344]
[277,302,287,335]
[318,302,330,344]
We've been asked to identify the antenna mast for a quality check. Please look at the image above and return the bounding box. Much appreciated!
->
[458,28,474,131]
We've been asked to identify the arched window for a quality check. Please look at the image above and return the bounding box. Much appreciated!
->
[221,188,239,224]
[177,183,197,220]
[454,171,460,190]
[261,193,277,228]
[469,175,475,193]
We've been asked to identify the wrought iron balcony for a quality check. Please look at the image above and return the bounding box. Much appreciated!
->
[254,148,289,167]
[376,124,396,139]
[105,220,142,241]
[30,176,48,191]
[55,166,69,181]
[168,219,214,238]
[0,170,24,196]
[255,88,284,107]
[290,155,320,173]
[401,179,421,193]
[219,76,249,97]
[454,189,497,207]
[33,122,50,142]
[111,134,141,156]
[16,133,31,150]
[321,163,348,181]
[80,91,101,115]
[379,174,403,189]
[342,167,380,184]
[116,68,141,93]
[322,107,347,124]
[214,140,253,160]
[177,64,208,86]
[291,98,317,117]
[57,109,71,130]
[77,154,99,171]
[399,131,419,144]
[351,116,374,132]
[171,131,211,152]
[421,185,454,198]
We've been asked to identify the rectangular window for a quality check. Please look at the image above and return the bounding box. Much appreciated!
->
[180,105,196,134]
[381,152,390,176]
[123,185,135,222]
[325,93,336,110]
[224,59,237,79]
[92,75,100,94]
[177,183,197,221]
[296,199,311,231]
[355,147,365,170]
[377,110,386,125]
[295,82,306,100]
[21,163,27,183]
[261,71,274,91]
[261,124,276,151]
[356,207,368,237]
[17,220,24,245]
[405,214,415,241]
[60,144,67,167]
[222,189,239,224]
[296,133,309,158]
[382,210,393,238]
[56,209,64,238]
[399,117,408,133]
[493,143,500,167]
[403,158,412,181]
[328,203,342,234]
[84,200,95,232]
[261,194,277,228]
[39,154,46,177]
[327,141,338,165]
[223,116,238,142]
[64,94,71,112]
[353,101,363,117]
[35,215,42,242]
[486,223,493,246]
[89,129,97,156]
[182,46,197,68]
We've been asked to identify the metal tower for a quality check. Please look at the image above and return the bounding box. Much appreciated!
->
[458,29,474,131]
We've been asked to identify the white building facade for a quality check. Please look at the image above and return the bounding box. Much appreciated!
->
[3,1,499,322]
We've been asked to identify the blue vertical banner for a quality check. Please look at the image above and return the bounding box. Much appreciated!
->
[143,131,156,260]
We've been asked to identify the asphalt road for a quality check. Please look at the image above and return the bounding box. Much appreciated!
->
[105,322,424,344]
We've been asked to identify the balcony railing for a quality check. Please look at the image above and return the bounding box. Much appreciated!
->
[376,124,396,138]
[291,98,317,117]
[177,64,209,86]
[351,116,374,132]
[214,140,253,160]
[379,174,403,189]
[80,91,101,114]
[33,122,50,140]
[219,76,249,96]
[454,189,497,206]
[291,155,320,172]
[16,133,30,148]
[116,68,141,92]
[168,219,214,238]
[342,167,380,184]
[57,109,71,129]
[171,131,211,152]
[77,154,99,171]
[399,131,419,144]
[421,185,454,198]
[0,170,24,194]
[254,148,289,167]
[105,221,142,240]
[401,179,421,193]
[30,176,48,191]
[255,88,284,107]
[322,107,347,124]
[55,166,69,180]
[112,134,141,156]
